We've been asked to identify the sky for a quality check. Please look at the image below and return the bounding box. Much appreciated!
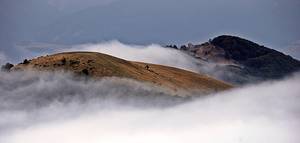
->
[0,0,300,61]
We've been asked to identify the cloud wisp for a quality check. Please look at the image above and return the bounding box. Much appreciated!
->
[59,40,237,83]
[0,70,299,143]
[60,41,262,84]
[61,40,201,72]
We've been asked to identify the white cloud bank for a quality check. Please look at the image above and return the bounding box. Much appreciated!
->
[1,71,300,143]
[61,40,201,72]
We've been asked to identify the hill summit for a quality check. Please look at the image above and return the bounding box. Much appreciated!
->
[179,35,300,84]
[11,52,232,95]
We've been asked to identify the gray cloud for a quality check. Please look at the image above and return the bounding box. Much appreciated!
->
[0,71,299,143]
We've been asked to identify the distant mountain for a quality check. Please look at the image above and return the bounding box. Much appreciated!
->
[11,52,232,95]
[179,35,300,85]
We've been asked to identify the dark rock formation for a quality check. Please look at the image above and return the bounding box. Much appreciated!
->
[180,35,300,85]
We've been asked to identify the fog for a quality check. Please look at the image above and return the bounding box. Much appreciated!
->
[0,70,299,143]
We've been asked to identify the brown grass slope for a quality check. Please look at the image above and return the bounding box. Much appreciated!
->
[12,52,232,93]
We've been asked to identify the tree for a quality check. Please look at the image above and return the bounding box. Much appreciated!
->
[180,45,188,50]
[23,59,30,64]
[81,69,89,76]
[61,58,66,65]
[165,45,178,49]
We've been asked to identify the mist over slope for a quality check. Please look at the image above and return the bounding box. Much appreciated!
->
[0,71,299,143]
[59,38,300,85]
[58,40,240,84]
[62,41,200,72]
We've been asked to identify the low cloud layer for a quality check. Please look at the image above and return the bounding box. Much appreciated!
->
[1,41,299,143]
[0,71,187,137]
[0,71,299,143]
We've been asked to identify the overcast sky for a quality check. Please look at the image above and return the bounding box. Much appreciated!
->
[0,0,300,60]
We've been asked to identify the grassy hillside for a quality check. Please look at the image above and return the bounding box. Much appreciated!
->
[12,52,232,94]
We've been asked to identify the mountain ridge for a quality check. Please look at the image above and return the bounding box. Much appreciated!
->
[177,35,300,85]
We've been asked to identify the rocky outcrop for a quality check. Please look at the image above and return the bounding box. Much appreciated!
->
[179,35,300,85]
